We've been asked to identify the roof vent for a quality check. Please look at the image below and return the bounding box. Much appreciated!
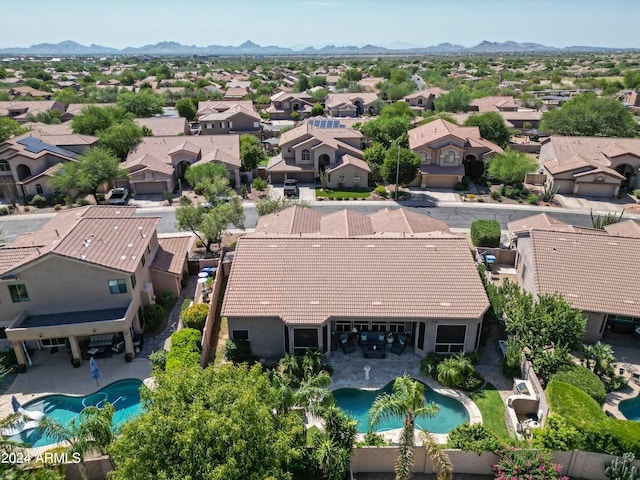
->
[440,302,451,306]
[309,301,320,305]
[260,300,270,305]
[127,243,134,248]
[269,244,278,248]
[366,245,375,248]
[372,301,382,306]
[120,255,127,260]
[623,299,634,304]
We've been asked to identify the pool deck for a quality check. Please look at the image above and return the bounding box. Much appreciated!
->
[603,332,640,419]
[323,347,481,444]
[0,348,151,420]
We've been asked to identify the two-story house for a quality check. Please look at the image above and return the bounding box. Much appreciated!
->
[541,136,640,197]
[0,101,65,123]
[403,88,447,112]
[222,206,489,360]
[266,92,314,120]
[0,132,98,197]
[266,123,368,186]
[196,101,261,137]
[0,206,191,371]
[408,119,502,188]
[468,96,519,113]
[324,92,379,117]
[122,135,242,195]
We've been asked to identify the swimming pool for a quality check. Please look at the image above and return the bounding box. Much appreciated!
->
[7,379,145,447]
[332,379,470,433]
[619,393,640,422]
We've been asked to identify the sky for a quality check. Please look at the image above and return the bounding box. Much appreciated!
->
[1,0,638,50]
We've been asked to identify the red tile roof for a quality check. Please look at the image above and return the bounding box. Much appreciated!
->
[152,235,192,274]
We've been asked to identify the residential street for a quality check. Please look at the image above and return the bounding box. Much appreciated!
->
[0,200,634,243]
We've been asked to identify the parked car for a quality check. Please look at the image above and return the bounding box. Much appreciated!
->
[283,179,299,198]
[189,123,201,135]
[108,188,129,205]
[201,196,231,210]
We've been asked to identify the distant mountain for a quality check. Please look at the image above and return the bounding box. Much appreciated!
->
[0,39,635,56]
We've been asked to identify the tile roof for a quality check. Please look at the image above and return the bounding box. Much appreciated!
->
[134,117,189,136]
[320,210,374,237]
[196,100,256,116]
[508,213,606,236]
[368,208,451,235]
[529,229,640,316]
[222,236,489,324]
[124,153,175,176]
[408,119,502,154]
[325,154,370,173]
[256,206,323,234]
[604,220,640,238]
[0,101,62,119]
[21,122,74,135]
[64,103,116,117]
[0,247,42,276]
[151,235,192,274]
[469,96,519,112]
[325,92,379,108]
[279,123,362,148]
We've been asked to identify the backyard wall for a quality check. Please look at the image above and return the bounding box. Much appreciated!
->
[200,262,224,367]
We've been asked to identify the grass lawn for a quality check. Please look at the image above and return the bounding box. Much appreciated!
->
[316,188,371,199]
[258,158,269,166]
[471,383,510,439]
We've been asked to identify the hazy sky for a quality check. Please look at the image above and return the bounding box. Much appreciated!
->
[1,0,637,49]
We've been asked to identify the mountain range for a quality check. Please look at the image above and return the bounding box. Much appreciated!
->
[0,40,633,56]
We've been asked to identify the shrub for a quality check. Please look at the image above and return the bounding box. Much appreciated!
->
[224,338,255,364]
[420,352,443,377]
[77,198,90,206]
[358,431,390,447]
[95,193,106,203]
[447,423,501,454]
[493,447,568,480]
[633,189,640,199]
[181,298,192,311]
[470,219,501,247]
[143,303,165,331]
[166,328,201,371]
[179,195,192,206]
[0,207,8,216]
[503,337,522,378]
[455,177,470,191]
[23,206,30,212]
[476,197,484,202]
[163,190,173,205]
[29,194,46,208]
[373,185,387,198]
[490,190,501,200]
[252,177,268,191]
[551,366,607,405]
[181,303,209,331]
[504,187,520,198]
[149,349,167,371]
[53,204,62,211]
[527,193,539,205]
[156,291,175,309]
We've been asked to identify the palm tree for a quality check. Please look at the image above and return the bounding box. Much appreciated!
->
[271,369,331,416]
[583,342,616,378]
[278,353,301,384]
[420,430,453,480]
[314,405,358,480]
[38,404,115,480]
[437,353,474,388]
[369,375,440,480]
[302,347,326,380]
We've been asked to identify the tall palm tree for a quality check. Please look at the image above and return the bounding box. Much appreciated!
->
[302,347,326,380]
[38,404,115,480]
[420,430,453,480]
[369,375,440,480]
[271,369,331,416]
[314,405,358,480]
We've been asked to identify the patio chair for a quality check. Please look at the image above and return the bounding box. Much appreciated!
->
[390,334,408,355]
[339,333,357,354]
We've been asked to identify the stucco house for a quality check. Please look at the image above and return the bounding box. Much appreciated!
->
[122,135,242,195]
[222,207,488,359]
[133,117,190,137]
[541,136,640,197]
[0,132,97,197]
[468,96,519,113]
[508,214,640,342]
[0,101,65,123]
[266,123,365,184]
[408,119,502,188]
[403,88,447,112]
[196,101,261,136]
[266,92,314,120]
[0,206,191,371]
[325,92,379,117]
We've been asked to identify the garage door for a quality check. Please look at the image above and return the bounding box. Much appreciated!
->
[134,182,169,195]
[576,182,617,197]
[425,175,459,188]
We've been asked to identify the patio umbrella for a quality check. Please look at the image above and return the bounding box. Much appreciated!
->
[90,356,100,387]
[11,396,20,413]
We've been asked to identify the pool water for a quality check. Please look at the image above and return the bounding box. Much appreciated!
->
[333,380,469,433]
[8,379,145,447]
[619,393,640,421]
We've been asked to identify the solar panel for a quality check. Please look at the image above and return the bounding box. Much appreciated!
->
[17,137,78,159]
[309,118,345,129]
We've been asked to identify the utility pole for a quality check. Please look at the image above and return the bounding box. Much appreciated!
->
[394,144,400,200]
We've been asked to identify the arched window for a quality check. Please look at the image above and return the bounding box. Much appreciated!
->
[301,149,310,162]
[35,184,44,195]
[442,150,456,164]
[417,98,423,106]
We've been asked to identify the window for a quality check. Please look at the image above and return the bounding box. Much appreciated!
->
[41,338,66,348]
[141,255,146,267]
[353,321,369,332]
[206,123,212,129]
[131,274,136,289]
[435,325,466,353]
[220,122,225,129]
[339,174,345,182]
[232,330,249,341]
[418,98,423,105]
[301,149,310,161]
[108,279,127,294]
[293,328,318,355]
[9,284,29,303]
[322,325,328,353]
[371,322,387,332]
[35,184,44,195]
[327,174,331,182]
[388,322,406,334]
[0,160,10,172]
[228,121,233,129]
[334,321,352,333]
[417,322,426,350]
[147,245,151,254]
[442,150,456,164]
[353,173,360,184]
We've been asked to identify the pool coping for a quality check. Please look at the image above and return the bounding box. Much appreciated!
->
[314,375,482,445]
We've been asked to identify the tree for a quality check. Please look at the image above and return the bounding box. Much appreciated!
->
[116,91,165,117]
[360,116,412,148]
[437,354,474,388]
[175,200,245,253]
[175,97,197,121]
[71,105,129,136]
[380,147,419,186]
[239,134,262,170]
[434,89,471,113]
[487,149,538,185]
[54,87,81,107]
[464,112,511,147]
[540,93,636,137]
[184,162,228,190]
[313,406,357,480]
[369,375,441,480]
[109,364,308,480]
[363,142,387,183]
[255,195,310,216]
[310,103,324,116]
[379,101,415,119]
[623,70,640,90]
[49,147,129,202]
[0,117,29,143]
[39,404,115,480]
[97,120,143,160]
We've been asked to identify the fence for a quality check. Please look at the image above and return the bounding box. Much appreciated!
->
[476,247,516,266]
[524,172,548,185]
[200,261,224,367]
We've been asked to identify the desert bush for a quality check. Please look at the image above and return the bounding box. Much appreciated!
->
[149,349,168,371]
[448,423,501,454]
[29,194,46,208]
[470,219,501,247]
[143,303,165,331]
[181,303,209,331]
[252,177,268,191]
[166,329,201,371]
[373,185,388,198]
[156,291,176,308]
[527,193,539,204]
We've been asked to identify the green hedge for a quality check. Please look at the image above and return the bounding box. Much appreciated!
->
[470,219,501,247]
[166,328,202,371]
[546,380,640,456]
[551,366,606,405]
[181,303,209,331]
